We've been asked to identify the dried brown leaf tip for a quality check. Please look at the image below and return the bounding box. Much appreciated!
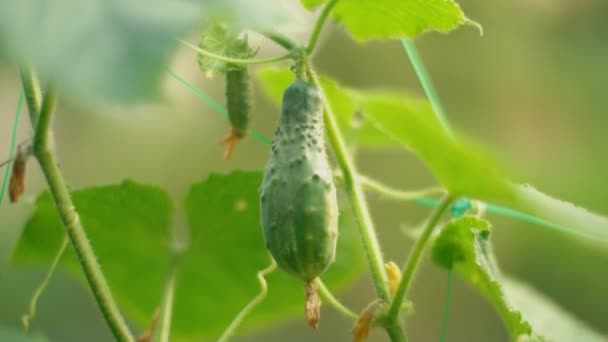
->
[137,307,160,342]
[352,299,386,342]
[9,148,28,203]
[305,281,322,328]
[385,261,402,296]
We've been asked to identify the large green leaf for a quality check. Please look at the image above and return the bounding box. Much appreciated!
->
[256,67,399,147]
[502,277,606,342]
[432,216,605,341]
[0,0,290,104]
[360,92,512,200]
[13,181,174,327]
[300,0,474,41]
[432,216,532,339]
[178,171,365,340]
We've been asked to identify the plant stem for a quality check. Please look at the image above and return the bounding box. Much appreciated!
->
[307,67,390,302]
[21,236,68,332]
[19,68,42,126]
[180,40,294,65]
[217,258,277,342]
[307,66,406,341]
[153,259,178,342]
[306,0,339,54]
[258,30,300,50]
[386,194,453,322]
[24,82,134,342]
[358,175,445,201]
[400,39,453,139]
[316,279,357,320]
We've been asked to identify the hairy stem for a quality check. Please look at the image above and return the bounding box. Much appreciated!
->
[358,175,445,201]
[387,194,453,322]
[306,0,339,54]
[316,279,357,320]
[307,66,406,341]
[23,79,134,341]
[19,68,42,126]
[258,30,300,50]
[180,40,294,65]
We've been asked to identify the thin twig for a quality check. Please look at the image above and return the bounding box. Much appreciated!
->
[180,40,294,65]
[316,279,358,320]
[217,258,277,342]
[21,236,68,331]
[23,75,134,341]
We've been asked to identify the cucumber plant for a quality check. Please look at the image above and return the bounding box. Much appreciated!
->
[0,1,607,342]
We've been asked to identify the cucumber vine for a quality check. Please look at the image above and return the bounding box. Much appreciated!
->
[2,1,606,342]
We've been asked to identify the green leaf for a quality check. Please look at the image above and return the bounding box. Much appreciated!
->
[13,181,174,325]
[255,67,399,147]
[360,92,512,200]
[502,277,607,342]
[178,171,365,340]
[197,22,257,79]
[0,326,47,342]
[507,184,608,243]
[431,216,532,339]
[432,216,606,341]
[0,0,291,104]
[300,0,474,41]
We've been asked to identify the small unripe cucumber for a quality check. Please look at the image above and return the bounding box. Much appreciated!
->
[225,66,252,138]
[260,80,338,282]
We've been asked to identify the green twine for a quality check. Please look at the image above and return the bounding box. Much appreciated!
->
[0,89,24,205]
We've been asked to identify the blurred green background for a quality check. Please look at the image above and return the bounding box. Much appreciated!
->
[1,0,607,341]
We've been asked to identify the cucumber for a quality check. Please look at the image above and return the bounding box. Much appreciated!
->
[226,66,252,138]
[222,66,252,160]
[260,80,338,282]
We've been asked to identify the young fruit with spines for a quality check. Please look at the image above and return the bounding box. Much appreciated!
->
[222,65,252,160]
[260,79,339,326]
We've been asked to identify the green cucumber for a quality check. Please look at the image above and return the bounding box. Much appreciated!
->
[225,66,252,138]
[260,79,338,282]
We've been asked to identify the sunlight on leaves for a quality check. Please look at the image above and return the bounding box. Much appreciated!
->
[300,0,473,41]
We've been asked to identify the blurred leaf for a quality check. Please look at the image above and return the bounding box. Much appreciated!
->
[0,0,291,104]
[13,181,174,326]
[507,184,608,244]
[299,0,473,41]
[360,93,512,200]
[255,67,399,147]
[179,171,365,341]
[432,216,606,341]
[431,216,532,339]
[197,22,257,79]
[503,277,607,342]
[0,326,47,342]
[300,0,326,10]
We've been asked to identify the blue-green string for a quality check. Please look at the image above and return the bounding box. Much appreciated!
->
[0,89,24,205]
[440,270,453,342]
